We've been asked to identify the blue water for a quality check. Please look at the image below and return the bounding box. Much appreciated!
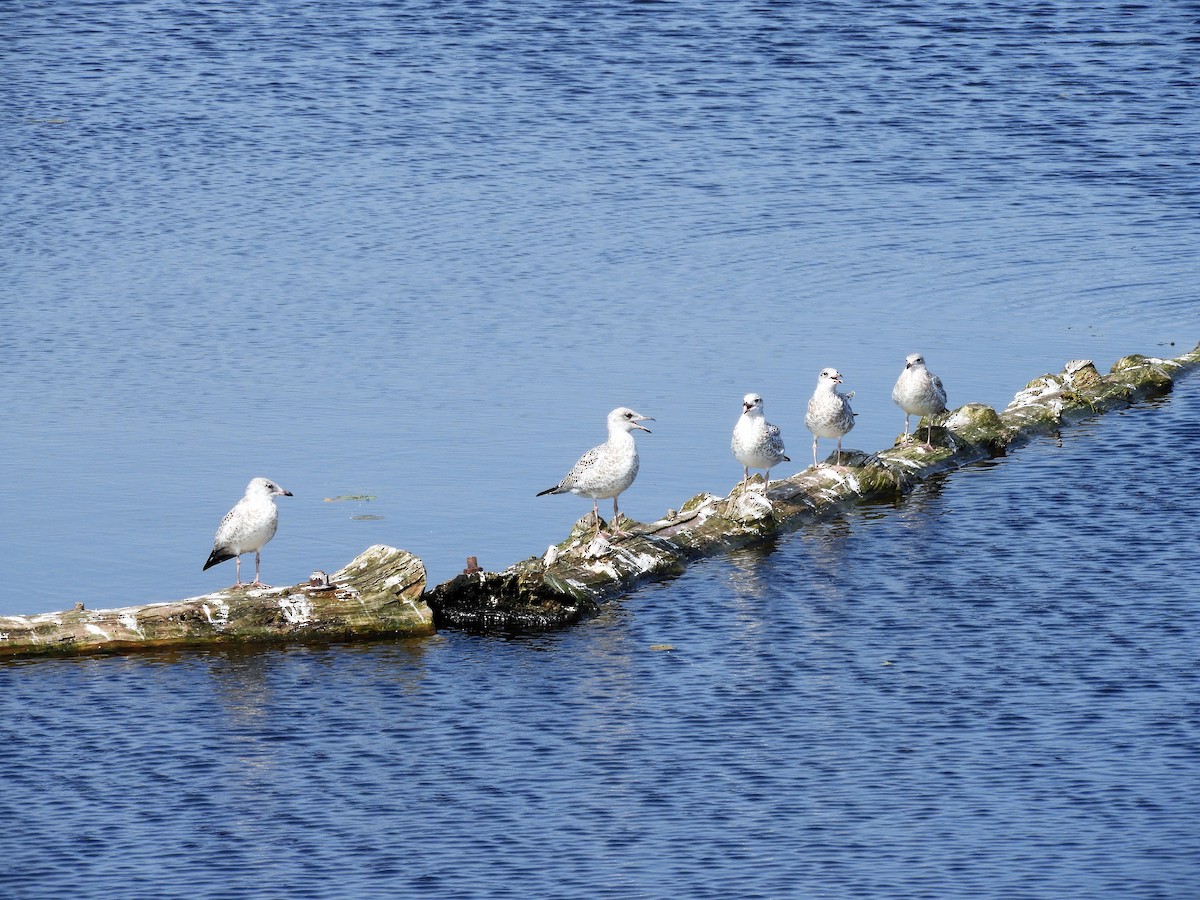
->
[3,1,1199,896]
[3,0,1196,606]
[4,391,1199,898]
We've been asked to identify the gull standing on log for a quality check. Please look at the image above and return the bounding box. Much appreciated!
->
[203,477,293,589]
[892,352,948,447]
[732,393,789,492]
[537,407,653,537]
[805,368,857,467]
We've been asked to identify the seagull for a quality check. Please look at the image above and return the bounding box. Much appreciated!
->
[203,477,293,589]
[805,368,857,467]
[892,352,948,447]
[537,407,653,537]
[731,393,789,492]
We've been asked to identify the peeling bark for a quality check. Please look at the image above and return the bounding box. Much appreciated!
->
[0,545,431,659]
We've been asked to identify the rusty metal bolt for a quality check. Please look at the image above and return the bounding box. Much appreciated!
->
[307,571,334,591]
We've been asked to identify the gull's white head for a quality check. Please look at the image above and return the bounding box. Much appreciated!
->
[818,368,843,385]
[247,477,293,498]
[609,407,654,434]
[742,393,764,414]
[905,353,926,370]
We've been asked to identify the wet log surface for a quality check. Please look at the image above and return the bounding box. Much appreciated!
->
[0,545,431,659]
[428,344,1200,633]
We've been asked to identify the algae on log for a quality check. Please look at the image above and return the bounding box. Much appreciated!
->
[0,545,432,659]
[428,344,1200,633]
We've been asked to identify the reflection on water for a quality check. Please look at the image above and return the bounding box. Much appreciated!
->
[208,649,277,725]
[724,542,778,602]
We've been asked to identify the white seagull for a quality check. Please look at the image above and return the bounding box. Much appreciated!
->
[537,407,653,537]
[204,477,293,589]
[892,352,948,447]
[805,368,857,467]
[731,393,789,491]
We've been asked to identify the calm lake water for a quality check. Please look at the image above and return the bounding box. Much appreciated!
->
[3,0,1199,896]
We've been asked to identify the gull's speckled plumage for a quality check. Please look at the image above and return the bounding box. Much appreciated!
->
[537,407,653,536]
[892,352,948,445]
[203,477,293,588]
[732,393,789,490]
[805,368,856,466]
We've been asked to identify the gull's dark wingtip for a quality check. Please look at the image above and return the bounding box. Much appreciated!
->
[203,548,233,571]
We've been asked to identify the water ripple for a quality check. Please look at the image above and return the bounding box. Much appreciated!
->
[3,2,1200,894]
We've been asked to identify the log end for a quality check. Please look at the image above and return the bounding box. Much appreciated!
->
[0,545,433,659]
[427,565,600,633]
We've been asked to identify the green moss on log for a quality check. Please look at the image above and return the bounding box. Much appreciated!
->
[433,340,1200,632]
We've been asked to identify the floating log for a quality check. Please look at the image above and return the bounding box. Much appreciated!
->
[5,345,1197,658]
[0,545,431,659]
[428,344,1200,632]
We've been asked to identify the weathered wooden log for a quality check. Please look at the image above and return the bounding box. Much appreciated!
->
[428,344,1200,632]
[6,345,1197,653]
[0,545,431,659]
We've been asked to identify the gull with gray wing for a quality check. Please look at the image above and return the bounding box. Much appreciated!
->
[537,407,653,537]
[892,352,948,447]
[805,368,857,467]
[203,477,293,589]
[732,393,789,492]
